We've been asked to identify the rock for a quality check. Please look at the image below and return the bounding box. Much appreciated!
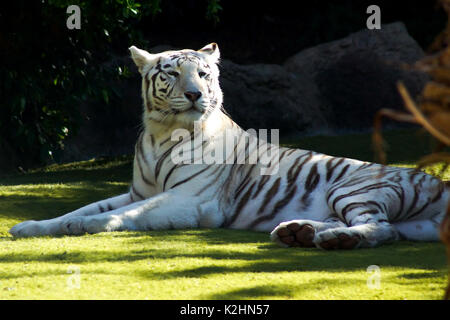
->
[219,60,328,135]
[284,22,428,130]
[285,22,425,75]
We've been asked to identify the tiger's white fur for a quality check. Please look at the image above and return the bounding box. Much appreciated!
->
[10,43,449,250]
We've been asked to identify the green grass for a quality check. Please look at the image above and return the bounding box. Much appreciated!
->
[0,129,449,300]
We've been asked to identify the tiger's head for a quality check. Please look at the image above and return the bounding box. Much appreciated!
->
[129,43,222,128]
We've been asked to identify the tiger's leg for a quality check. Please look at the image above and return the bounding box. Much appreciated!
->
[9,193,135,237]
[313,220,399,249]
[393,219,442,241]
[39,192,217,236]
[313,203,399,249]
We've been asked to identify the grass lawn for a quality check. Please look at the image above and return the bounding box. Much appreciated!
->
[0,129,449,300]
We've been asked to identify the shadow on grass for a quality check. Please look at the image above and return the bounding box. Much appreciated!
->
[0,157,133,186]
[398,271,446,280]
[206,279,366,299]
[1,229,447,280]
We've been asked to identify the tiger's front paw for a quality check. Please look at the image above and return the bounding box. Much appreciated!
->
[270,221,316,248]
[9,220,46,238]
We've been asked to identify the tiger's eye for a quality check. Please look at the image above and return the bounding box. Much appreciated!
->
[198,71,207,78]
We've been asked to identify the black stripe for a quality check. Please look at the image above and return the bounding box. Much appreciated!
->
[224,182,257,227]
[170,166,211,189]
[287,152,313,186]
[251,175,270,199]
[154,139,185,182]
[431,181,444,203]
[326,157,345,181]
[390,183,405,221]
[278,148,290,162]
[249,185,297,229]
[332,164,350,183]
[243,137,251,164]
[150,134,155,147]
[234,165,257,200]
[159,136,171,147]
[408,169,421,183]
[355,162,374,172]
[256,177,281,215]
[302,163,320,198]
[331,182,392,213]
[272,185,297,215]
[263,150,282,175]
[131,184,145,200]
[341,200,385,219]
[341,203,367,219]
[408,201,430,219]
[190,137,210,163]
[195,165,227,196]
[405,175,426,216]
[287,155,303,182]
[286,152,313,194]
[245,137,260,164]
[228,133,245,163]
[357,209,379,216]
[167,83,175,97]
[391,185,405,221]
[143,76,152,111]
[151,72,161,99]
[285,149,296,157]
[219,134,247,195]
[163,163,187,191]
[136,133,154,186]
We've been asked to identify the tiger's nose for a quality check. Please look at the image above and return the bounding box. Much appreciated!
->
[184,91,202,102]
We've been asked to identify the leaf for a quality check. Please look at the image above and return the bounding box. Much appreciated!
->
[20,98,26,113]
[102,89,109,104]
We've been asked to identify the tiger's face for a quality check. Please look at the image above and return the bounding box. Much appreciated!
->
[130,43,222,128]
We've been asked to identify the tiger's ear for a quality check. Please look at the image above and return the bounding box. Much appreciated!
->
[198,43,220,64]
[129,46,156,74]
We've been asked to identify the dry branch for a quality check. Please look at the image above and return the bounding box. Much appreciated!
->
[372,0,450,299]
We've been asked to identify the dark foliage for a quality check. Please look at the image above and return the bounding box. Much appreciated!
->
[0,0,158,171]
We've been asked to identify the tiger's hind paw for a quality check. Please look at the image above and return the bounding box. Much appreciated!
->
[271,222,316,248]
[314,229,361,250]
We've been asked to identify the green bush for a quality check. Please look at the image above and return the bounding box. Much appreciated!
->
[0,0,221,172]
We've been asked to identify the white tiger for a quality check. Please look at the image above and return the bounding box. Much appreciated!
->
[10,43,449,250]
